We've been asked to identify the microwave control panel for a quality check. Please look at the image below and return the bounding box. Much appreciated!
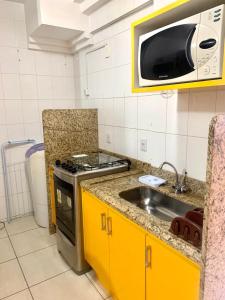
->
[197,4,225,80]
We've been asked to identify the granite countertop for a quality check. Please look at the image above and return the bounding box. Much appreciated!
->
[80,169,204,265]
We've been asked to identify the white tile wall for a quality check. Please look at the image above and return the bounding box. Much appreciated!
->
[0,1,76,221]
[75,1,225,183]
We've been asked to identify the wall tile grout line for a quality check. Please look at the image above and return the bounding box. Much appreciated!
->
[3,218,79,300]
[0,257,16,266]
[84,273,107,300]
[26,269,71,289]
[0,288,29,300]
[16,243,57,259]
[4,223,35,300]
[3,218,106,300]
[5,225,40,237]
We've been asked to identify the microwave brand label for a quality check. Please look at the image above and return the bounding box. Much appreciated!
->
[158,75,169,79]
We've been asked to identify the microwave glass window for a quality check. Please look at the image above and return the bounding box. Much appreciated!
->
[141,24,197,80]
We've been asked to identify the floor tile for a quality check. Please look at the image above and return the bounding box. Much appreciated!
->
[4,290,32,300]
[0,227,7,239]
[10,228,56,257]
[0,237,16,264]
[19,245,70,286]
[86,270,110,298]
[5,216,38,236]
[0,259,27,299]
[30,270,103,300]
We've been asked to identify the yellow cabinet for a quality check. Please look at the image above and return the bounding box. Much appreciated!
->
[108,209,145,300]
[146,234,200,300]
[82,190,200,300]
[82,190,110,290]
[82,190,146,300]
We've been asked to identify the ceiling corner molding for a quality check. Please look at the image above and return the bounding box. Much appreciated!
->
[6,0,154,54]
[71,39,94,53]
[80,0,111,15]
[28,36,73,54]
[91,0,153,33]
[72,32,93,44]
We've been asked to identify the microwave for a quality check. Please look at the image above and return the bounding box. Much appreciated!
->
[138,4,225,87]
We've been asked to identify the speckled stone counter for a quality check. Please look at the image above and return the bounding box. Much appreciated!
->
[80,170,204,265]
[201,115,225,300]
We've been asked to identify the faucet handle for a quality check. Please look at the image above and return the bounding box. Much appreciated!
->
[181,169,187,184]
[180,169,188,193]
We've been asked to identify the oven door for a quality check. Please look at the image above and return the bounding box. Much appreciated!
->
[54,174,75,245]
[140,24,197,82]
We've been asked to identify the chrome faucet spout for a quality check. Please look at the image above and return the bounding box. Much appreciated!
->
[159,161,179,186]
[159,161,187,194]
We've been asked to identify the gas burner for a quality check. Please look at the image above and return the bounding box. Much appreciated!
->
[55,152,131,174]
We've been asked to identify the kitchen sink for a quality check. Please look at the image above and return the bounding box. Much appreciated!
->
[119,186,195,222]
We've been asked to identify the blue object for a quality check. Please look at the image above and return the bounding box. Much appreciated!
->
[25,143,45,158]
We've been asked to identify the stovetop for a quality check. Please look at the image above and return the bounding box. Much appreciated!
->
[55,152,131,174]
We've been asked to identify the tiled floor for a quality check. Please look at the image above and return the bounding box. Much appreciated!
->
[0,216,112,300]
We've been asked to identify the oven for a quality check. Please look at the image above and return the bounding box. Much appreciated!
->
[53,153,131,275]
[53,168,90,275]
[54,174,75,245]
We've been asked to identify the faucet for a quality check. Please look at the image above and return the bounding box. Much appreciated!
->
[159,161,188,194]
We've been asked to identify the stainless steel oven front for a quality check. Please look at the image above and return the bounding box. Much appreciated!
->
[53,163,129,274]
[53,168,90,275]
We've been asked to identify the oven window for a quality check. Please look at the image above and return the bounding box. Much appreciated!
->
[54,175,75,244]
[141,24,196,80]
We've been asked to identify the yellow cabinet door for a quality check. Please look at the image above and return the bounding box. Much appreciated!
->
[82,190,110,290]
[146,234,200,300]
[108,209,146,300]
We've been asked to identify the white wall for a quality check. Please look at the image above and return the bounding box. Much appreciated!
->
[0,0,76,221]
[74,0,225,182]
[39,0,88,31]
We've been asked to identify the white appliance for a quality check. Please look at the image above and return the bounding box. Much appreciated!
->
[25,144,48,227]
[138,4,225,87]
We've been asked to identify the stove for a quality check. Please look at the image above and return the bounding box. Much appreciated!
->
[55,152,131,174]
[53,152,131,274]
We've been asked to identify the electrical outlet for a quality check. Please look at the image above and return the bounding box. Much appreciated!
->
[106,134,111,144]
[140,139,147,152]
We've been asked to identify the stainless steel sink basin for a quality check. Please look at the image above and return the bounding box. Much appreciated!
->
[119,186,195,222]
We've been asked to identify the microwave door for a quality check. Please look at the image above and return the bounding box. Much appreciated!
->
[140,24,197,81]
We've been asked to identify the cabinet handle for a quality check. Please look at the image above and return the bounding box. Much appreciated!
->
[145,245,152,268]
[107,217,112,235]
[100,213,106,231]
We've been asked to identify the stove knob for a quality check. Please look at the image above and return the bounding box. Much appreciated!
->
[71,167,77,174]
[55,160,61,166]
